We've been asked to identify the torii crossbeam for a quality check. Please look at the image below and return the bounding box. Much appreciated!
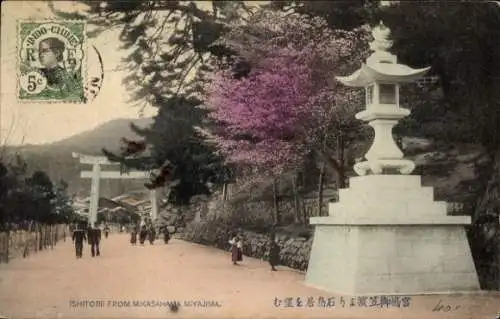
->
[72,152,158,225]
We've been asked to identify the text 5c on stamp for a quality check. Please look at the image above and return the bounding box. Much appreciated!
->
[17,20,87,103]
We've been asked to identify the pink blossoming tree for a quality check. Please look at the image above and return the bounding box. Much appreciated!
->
[205,9,370,188]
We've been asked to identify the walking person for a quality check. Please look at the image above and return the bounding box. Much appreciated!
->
[162,226,171,244]
[88,223,101,257]
[104,224,110,239]
[148,225,156,245]
[229,235,243,265]
[139,225,147,245]
[72,223,86,259]
[268,235,280,271]
[130,224,138,245]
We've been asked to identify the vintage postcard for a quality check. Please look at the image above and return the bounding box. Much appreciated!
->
[1,1,500,319]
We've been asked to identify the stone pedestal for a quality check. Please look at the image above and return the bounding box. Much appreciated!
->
[305,175,480,295]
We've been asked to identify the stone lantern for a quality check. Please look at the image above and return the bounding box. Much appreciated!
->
[305,22,480,295]
[336,21,430,177]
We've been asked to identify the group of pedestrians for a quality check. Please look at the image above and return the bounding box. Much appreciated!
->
[129,220,171,246]
[72,219,282,271]
[71,222,108,259]
[229,232,281,271]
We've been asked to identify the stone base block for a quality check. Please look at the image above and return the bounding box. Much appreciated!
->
[305,175,480,295]
[305,224,480,294]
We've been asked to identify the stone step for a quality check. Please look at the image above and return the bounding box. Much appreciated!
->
[349,175,422,190]
[338,187,435,204]
[329,200,448,220]
[311,214,471,225]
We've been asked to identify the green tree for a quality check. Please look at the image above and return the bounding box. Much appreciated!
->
[0,162,14,225]
[102,96,233,205]
[52,180,76,223]
[0,153,76,226]
[26,171,56,223]
[264,0,380,31]
[0,155,30,225]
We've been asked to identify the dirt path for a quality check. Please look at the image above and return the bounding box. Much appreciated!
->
[0,233,498,319]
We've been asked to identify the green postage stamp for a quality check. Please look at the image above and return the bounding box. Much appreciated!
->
[17,20,87,103]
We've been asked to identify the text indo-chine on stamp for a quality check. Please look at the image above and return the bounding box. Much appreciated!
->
[17,20,87,103]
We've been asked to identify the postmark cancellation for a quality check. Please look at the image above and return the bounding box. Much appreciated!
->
[17,20,87,103]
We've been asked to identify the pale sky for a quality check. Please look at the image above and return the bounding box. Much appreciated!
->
[0,1,158,146]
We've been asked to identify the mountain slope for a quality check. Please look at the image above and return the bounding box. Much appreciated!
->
[4,117,154,197]
[21,117,153,154]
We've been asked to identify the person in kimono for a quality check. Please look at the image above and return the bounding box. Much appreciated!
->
[229,235,243,265]
[130,224,138,245]
[268,236,280,271]
[72,222,86,258]
[139,225,148,245]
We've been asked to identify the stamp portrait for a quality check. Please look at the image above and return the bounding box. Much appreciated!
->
[17,20,87,103]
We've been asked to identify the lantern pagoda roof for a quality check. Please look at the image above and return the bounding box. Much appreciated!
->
[336,63,430,87]
[336,21,430,87]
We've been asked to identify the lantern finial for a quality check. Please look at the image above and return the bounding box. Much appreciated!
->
[370,21,393,54]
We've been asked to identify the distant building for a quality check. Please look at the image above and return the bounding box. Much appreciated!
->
[112,192,153,218]
[72,191,155,221]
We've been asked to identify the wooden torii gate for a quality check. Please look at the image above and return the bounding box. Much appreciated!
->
[72,152,158,225]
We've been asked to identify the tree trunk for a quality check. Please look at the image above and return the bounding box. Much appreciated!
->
[38,227,43,251]
[34,228,38,253]
[292,174,301,224]
[5,230,9,263]
[313,146,345,192]
[272,178,280,225]
[336,134,346,189]
[316,134,329,218]
[50,226,54,249]
[317,163,325,217]
[222,183,228,201]
[300,172,308,222]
